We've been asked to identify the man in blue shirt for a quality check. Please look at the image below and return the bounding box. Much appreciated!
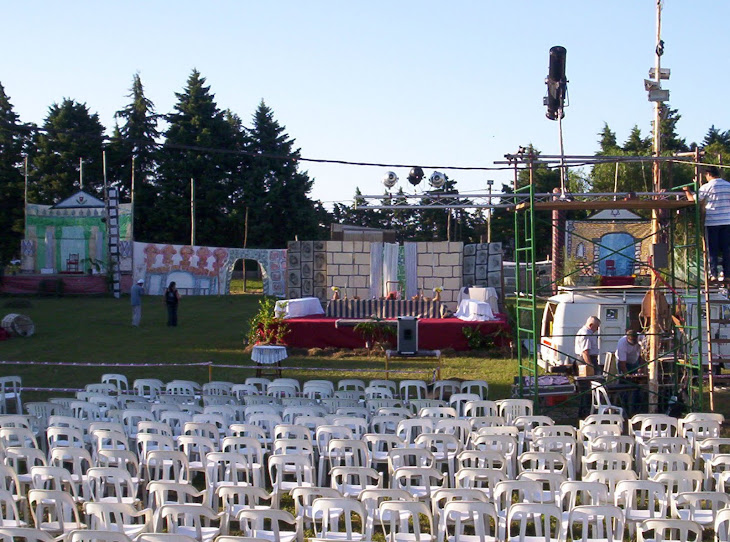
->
[131,279,144,327]
[686,166,730,281]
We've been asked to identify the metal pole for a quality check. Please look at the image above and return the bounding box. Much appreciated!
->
[23,156,28,235]
[648,0,663,413]
[130,156,135,242]
[487,180,494,243]
[79,158,83,191]
[190,177,195,247]
[103,150,107,193]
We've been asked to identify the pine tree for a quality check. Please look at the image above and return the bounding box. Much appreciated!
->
[0,82,27,263]
[244,100,326,248]
[597,122,618,152]
[112,73,160,240]
[30,99,106,203]
[154,70,238,246]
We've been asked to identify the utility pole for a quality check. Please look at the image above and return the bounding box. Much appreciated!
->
[648,0,664,413]
[487,180,494,243]
[190,177,195,247]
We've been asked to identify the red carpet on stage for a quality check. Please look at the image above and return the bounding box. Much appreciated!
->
[282,315,511,351]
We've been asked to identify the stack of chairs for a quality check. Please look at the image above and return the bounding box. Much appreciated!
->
[0,373,728,541]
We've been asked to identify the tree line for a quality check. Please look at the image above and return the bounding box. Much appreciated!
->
[0,71,329,264]
[1,72,729,265]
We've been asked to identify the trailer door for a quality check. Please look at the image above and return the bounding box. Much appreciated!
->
[600,305,626,361]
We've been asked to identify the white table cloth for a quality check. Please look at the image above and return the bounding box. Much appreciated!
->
[251,345,288,365]
[455,299,496,322]
[275,297,324,319]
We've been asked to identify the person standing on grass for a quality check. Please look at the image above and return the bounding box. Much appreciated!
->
[131,279,144,327]
[164,281,181,327]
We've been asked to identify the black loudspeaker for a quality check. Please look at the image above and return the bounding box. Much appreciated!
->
[397,317,419,355]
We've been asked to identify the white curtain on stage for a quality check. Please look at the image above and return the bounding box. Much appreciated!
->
[382,243,400,297]
[369,242,383,299]
[404,242,418,299]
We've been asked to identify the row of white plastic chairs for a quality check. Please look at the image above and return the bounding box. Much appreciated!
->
[1,410,729,540]
[2,410,730,512]
[4,409,727,489]
[2,477,730,541]
[91,375,490,399]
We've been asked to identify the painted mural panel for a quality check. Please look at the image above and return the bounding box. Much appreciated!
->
[133,242,287,297]
[22,200,132,273]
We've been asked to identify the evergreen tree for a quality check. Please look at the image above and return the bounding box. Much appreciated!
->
[0,83,27,263]
[702,125,730,148]
[243,100,326,248]
[701,125,730,165]
[597,122,618,152]
[30,99,106,203]
[154,70,238,246]
[112,73,160,240]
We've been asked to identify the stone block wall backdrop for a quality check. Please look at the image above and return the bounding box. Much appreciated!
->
[287,240,467,309]
[415,241,462,306]
[326,240,371,301]
[463,243,504,305]
[287,240,327,300]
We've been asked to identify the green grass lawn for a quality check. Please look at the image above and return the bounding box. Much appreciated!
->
[0,294,520,402]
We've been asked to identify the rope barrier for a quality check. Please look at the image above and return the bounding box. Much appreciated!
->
[1,360,438,375]
[0,360,211,368]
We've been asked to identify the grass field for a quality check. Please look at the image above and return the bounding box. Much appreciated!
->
[0,294,520,402]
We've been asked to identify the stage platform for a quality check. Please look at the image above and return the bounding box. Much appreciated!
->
[283,315,511,351]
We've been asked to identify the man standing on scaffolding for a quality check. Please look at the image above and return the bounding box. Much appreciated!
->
[685,166,730,282]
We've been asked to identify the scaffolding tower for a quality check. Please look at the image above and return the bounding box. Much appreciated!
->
[506,152,711,415]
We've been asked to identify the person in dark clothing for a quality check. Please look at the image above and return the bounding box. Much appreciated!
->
[164,281,181,326]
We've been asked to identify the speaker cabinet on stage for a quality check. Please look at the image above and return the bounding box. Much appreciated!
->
[397,316,418,355]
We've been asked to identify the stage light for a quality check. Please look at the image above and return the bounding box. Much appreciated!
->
[383,171,398,189]
[407,166,425,186]
[544,46,567,120]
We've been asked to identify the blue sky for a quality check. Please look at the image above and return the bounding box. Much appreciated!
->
[3,1,727,206]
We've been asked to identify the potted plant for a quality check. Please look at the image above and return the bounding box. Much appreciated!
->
[354,316,396,353]
[246,298,289,346]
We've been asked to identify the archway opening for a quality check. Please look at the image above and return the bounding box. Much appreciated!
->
[230,258,263,294]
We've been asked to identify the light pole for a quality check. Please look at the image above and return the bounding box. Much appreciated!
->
[486,180,494,243]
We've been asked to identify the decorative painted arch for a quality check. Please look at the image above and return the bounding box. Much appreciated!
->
[225,248,288,297]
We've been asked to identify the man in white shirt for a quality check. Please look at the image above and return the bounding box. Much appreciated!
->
[616,329,642,374]
[684,165,730,281]
[575,316,601,375]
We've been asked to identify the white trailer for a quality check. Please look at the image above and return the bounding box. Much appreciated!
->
[538,286,730,371]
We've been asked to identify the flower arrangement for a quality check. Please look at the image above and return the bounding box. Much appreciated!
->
[331,286,339,292]
[433,286,443,293]
[331,285,340,300]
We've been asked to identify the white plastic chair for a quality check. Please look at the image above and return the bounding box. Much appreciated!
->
[290,487,342,531]
[637,518,703,542]
[27,489,86,538]
[237,508,302,542]
[330,466,382,498]
[268,454,314,508]
[84,501,153,539]
[310,497,366,542]
[67,530,132,542]
[439,500,498,542]
[614,479,667,537]
[671,491,730,526]
[157,503,223,542]
[379,500,434,542]
[506,502,561,542]
[566,504,625,542]
[0,527,55,542]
